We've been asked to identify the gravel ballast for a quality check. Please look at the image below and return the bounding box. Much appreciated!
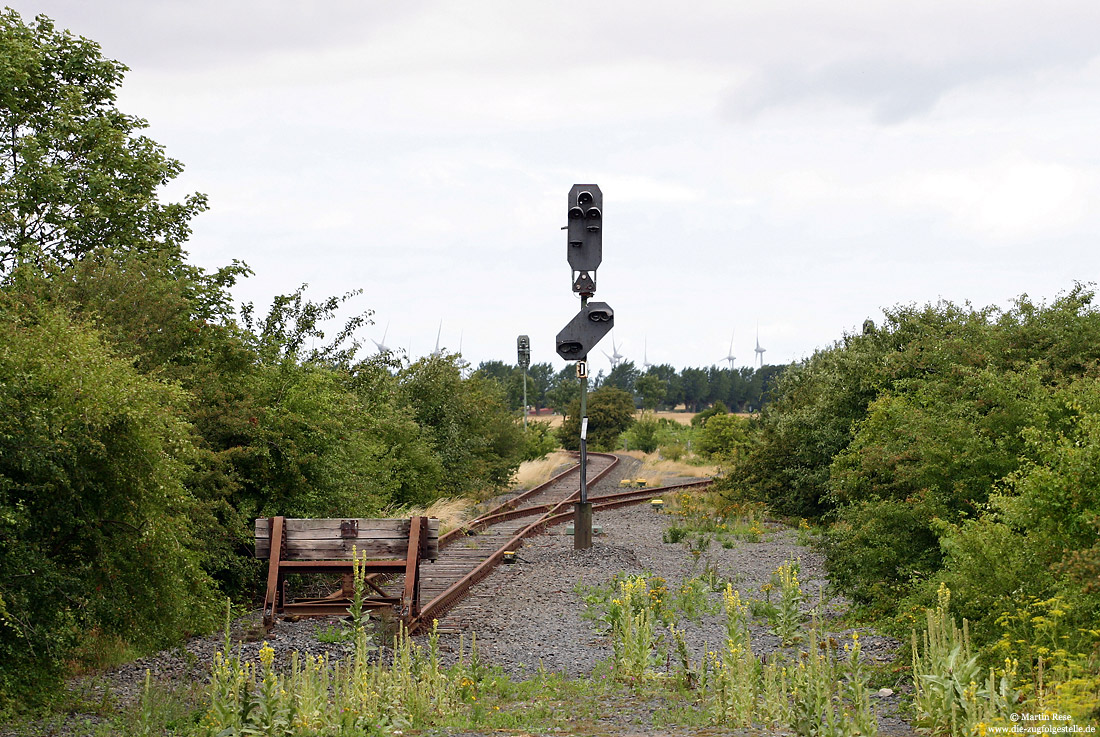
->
[8,459,918,736]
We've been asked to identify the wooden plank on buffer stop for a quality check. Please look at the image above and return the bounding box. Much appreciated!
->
[256,537,432,561]
[255,515,439,626]
[255,518,439,559]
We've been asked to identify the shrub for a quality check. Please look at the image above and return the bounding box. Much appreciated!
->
[0,297,217,703]
[823,498,941,612]
[694,413,751,460]
[691,401,729,427]
[623,417,660,453]
[520,420,559,461]
[558,386,635,452]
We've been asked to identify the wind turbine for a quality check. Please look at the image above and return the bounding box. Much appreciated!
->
[720,332,736,369]
[754,326,766,368]
[642,337,653,371]
[431,320,443,357]
[371,323,391,354]
[602,333,625,368]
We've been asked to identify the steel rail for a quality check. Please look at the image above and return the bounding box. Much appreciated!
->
[408,473,712,632]
[437,452,620,547]
[410,453,618,630]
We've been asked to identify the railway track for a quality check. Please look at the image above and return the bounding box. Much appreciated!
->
[405,453,711,632]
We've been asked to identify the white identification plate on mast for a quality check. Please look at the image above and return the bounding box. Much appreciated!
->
[580,417,588,441]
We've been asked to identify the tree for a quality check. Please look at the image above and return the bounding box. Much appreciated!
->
[0,294,216,702]
[558,386,636,452]
[691,400,729,427]
[603,360,639,396]
[0,11,207,273]
[635,373,666,414]
[706,366,732,407]
[679,367,709,412]
[399,355,524,498]
[527,362,554,410]
[546,364,581,415]
[647,364,681,409]
[695,412,752,460]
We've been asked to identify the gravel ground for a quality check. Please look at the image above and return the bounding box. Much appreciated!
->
[5,458,918,736]
[430,503,915,736]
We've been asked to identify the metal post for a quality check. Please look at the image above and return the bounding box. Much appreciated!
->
[575,297,592,550]
[522,365,528,431]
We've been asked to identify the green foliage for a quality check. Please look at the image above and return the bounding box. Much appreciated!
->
[520,420,560,461]
[474,360,555,412]
[725,285,1100,709]
[635,373,666,413]
[399,355,523,499]
[545,365,580,416]
[824,498,942,611]
[0,10,207,273]
[0,294,216,703]
[910,586,1019,735]
[557,386,635,452]
[691,401,728,427]
[0,11,530,707]
[602,360,639,396]
[623,416,660,453]
[694,412,751,460]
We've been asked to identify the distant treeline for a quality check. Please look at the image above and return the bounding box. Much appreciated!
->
[474,360,787,415]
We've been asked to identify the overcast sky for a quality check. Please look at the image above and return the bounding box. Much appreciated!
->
[10,1,1100,371]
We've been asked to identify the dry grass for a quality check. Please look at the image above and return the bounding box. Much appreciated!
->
[540,413,565,428]
[401,497,478,536]
[618,450,720,487]
[538,409,699,428]
[511,450,575,490]
[393,452,577,533]
[643,410,695,425]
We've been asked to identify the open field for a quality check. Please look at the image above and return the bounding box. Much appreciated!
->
[534,410,697,428]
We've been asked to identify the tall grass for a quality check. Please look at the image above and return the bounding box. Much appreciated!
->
[619,450,721,481]
[511,450,574,490]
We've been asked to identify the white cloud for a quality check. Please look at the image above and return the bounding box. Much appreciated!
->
[9,0,1100,369]
[891,156,1096,241]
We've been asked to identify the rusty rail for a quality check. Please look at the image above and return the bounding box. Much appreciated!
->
[408,471,712,632]
[437,451,619,547]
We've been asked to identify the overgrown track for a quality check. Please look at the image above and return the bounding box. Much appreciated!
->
[407,455,711,632]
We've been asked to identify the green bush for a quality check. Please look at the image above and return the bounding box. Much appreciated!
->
[558,386,635,452]
[623,417,660,453]
[0,296,217,703]
[691,401,728,427]
[694,413,751,460]
[521,420,560,461]
[823,499,942,613]
[399,355,524,499]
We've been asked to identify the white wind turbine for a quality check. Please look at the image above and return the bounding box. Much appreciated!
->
[431,320,443,357]
[754,326,766,368]
[371,323,391,354]
[720,332,736,369]
[602,333,625,368]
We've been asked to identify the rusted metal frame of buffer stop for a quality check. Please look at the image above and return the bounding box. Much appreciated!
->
[259,516,434,626]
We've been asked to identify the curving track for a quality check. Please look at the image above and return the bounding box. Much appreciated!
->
[403,453,711,632]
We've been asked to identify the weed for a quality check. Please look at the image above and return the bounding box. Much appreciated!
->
[313,622,352,644]
[662,526,688,544]
[796,517,819,547]
[674,577,714,621]
[348,544,368,632]
[911,584,1017,736]
[771,559,805,645]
